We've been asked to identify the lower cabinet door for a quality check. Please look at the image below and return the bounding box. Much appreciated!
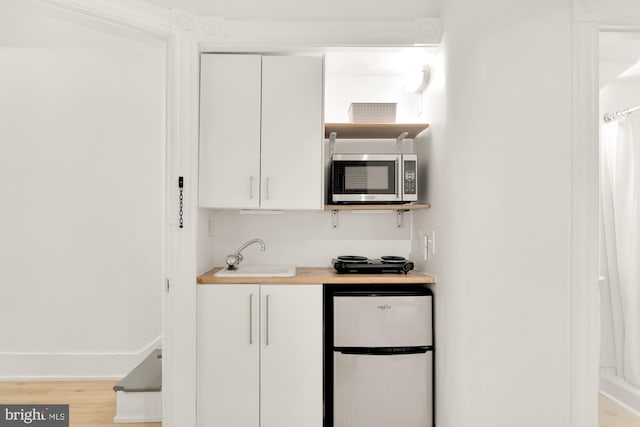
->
[260,284,323,427]
[197,285,260,427]
[197,284,322,427]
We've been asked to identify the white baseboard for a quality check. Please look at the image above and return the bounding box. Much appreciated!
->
[600,372,640,416]
[114,390,162,424]
[0,336,162,380]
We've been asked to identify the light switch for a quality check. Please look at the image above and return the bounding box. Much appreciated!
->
[421,230,435,260]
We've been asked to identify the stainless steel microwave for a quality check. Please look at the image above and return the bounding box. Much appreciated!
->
[330,153,418,203]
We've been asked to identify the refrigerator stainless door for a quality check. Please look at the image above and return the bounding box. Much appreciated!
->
[334,295,432,347]
[333,350,433,427]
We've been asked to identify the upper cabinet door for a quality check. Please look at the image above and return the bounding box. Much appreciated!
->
[260,56,323,210]
[199,54,262,208]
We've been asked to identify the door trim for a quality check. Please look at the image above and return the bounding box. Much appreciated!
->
[31,2,617,426]
[33,2,440,426]
[571,0,640,422]
[570,19,600,427]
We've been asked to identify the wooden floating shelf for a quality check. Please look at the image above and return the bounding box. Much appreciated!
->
[324,123,430,140]
[324,204,430,211]
[325,203,430,227]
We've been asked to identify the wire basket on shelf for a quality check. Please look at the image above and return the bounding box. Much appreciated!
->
[348,102,397,123]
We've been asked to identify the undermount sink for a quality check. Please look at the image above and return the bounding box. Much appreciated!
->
[214,264,296,278]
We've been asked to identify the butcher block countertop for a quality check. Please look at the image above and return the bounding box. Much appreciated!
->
[197,267,435,285]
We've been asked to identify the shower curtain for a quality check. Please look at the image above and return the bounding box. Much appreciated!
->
[601,113,640,388]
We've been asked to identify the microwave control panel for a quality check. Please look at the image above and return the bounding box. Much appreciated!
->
[403,155,418,200]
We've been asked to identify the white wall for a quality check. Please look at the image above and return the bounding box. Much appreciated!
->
[411,50,446,269]
[600,0,640,26]
[418,0,572,426]
[199,210,413,273]
[325,75,419,123]
[0,1,164,379]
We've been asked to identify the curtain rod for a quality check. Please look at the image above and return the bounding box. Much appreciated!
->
[603,105,640,123]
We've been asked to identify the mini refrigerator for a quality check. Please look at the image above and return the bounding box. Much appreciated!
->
[324,285,434,427]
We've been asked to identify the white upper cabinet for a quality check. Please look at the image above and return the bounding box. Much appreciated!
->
[260,56,324,210]
[199,54,324,210]
[199,54,262,209]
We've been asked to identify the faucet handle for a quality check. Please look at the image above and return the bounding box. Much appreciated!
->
[225,238,264,269]
[225,254,242,269]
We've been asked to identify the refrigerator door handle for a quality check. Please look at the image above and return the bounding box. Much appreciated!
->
[335,346,431,356]
[249,293,254,345]
[265,294,270,346]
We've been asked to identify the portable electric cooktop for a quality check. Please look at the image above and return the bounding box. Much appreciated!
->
[331,255,415,274]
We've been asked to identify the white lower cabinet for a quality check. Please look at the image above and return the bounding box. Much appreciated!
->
[197,284,323,427]
[197,284,260,427]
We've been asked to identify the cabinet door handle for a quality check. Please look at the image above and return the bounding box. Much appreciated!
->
[249,293,254,345]
[265,294,270,346]
[249,176,255,200]
[265,177,271,200]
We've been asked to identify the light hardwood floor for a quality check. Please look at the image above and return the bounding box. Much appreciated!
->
[2,381,635,427]
[0,381,161,427]
[600,392,640,427]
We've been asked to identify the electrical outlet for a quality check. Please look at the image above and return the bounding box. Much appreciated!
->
[207,215,214,238]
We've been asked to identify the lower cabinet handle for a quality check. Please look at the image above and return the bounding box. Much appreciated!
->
[265,177,271,200]
[249,293,254,345]
[265,294,270,346]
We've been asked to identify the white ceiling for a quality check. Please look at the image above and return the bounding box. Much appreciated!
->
[600,31,640,88]
[143,0,438,21]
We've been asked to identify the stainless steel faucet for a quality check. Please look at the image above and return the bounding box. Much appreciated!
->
[225,238,266,269]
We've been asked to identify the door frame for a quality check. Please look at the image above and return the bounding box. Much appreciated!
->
[34,2,442,425]
[29,1,616,425]
[569,18,600,427]
[571,2,640,426]
[32,2,200,425]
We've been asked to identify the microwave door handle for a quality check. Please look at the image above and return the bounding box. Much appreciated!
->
[396,158,401,200]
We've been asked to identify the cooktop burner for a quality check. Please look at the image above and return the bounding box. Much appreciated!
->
[336,255,369,264]
[332,255,414,274]
[380,255,407,264]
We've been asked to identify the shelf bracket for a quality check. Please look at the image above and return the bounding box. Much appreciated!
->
[329,132,337,155]
[396,132,409,150]
[329,208,414,228]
